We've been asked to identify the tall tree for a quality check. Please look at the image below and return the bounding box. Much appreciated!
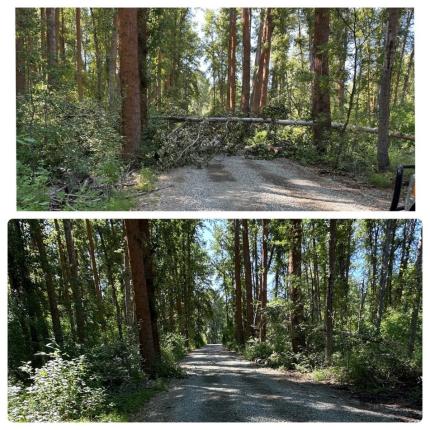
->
[241,220,254,338]
[46,8,57,87]
[125,220,159,376]
[377,8,400,172]
[233,220,244,345]
[312,8,331,154]
[325,219,337,364]
[118,8,141,160]
[259,8,274,111]
[241,8,251,114]
[289,220,305,353]
[260,219,269,341]
[226,8,237,113]
[138,9,149,129]
[75,8,84,100]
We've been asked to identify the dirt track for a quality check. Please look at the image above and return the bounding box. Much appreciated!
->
[132,344,420,422]
[138,155,390,211]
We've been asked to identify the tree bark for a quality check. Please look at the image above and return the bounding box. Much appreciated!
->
[259,9,274,111]
[90,8,103,102]
[46,8,57,87]
[241,220,254,338]
[108,10,119,110]
[290,220,305,353]
[138,9,149,129]
[234,220,245,345]
[260,220,268,342]
[125,220,158,376]
[241,8,251,114]
[325,220,337,364]
[75,8,84,100]
[16,9,26,96]
[29,220,63,345]
[118,8,141,160]
[377,8,400,172]
[226,9,237,113]
[312,8,331,153]
[62,219,86,343]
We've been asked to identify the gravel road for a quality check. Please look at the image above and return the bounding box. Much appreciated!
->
[138,155,390,211]
[132,344,419,422]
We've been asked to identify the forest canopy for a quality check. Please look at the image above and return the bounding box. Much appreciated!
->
[16,8,415,210]
[8,219,422,421]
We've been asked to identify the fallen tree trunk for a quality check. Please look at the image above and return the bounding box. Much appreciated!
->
[152,115,415,142]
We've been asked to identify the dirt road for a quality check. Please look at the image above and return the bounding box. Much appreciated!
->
[132,344,419,422]
[138,155,390,211]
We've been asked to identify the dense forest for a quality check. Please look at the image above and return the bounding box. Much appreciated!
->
[8,219,422,421]
[16,8,415,210]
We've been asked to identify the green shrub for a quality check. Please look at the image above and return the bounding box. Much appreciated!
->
[243,339,273,361]
[9,352,108,422]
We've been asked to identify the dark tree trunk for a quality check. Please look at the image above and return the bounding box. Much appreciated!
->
[125,220,159,377]
[138,9,149,129]
[377,8,400,172]
[62,219,86,343]
[234,220,245,345]
[325,220,337,364]
[118,8,141,160]
[241,8,251,114]
[260,220,268,342]
[46,8,57,87]
[75,8,84,100]
[290,220,305,353]
[241,220,254,338]
[90,8,103,102]
[259,9,274,111]
[312,8,331,154]
[29,220,63,345]
[108,10,119,110]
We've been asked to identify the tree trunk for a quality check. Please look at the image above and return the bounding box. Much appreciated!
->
[138,9,149,129]
[325,220,337,364]
[377,8,400,172]
[62,220,86,343]
[90,8,103,102]
[400,45,414,105]
[251,9,266,114]
[259,9,274,111]
[260,220,268,342]
[241,8,251,114]
[108,10,119,110]
[123,222,134,326]
[375,220,397,332]
[226,9,237,113]
[241,220,254,338]
[16,9,26,96]
[125,220,158,376]
[234,220,245,345]
[290,220,305,353]
[75,8,84,100]
[29,220,63,345]
[46,8,57,87]
[312,8,331,154]
[118,8,141,160]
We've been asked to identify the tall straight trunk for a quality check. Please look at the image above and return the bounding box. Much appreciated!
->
[312,8,331,154]
[400,45,414,105]
[59,8,65,64]
[54,220,76,339]
[226,8,237,113]
[377,8,400,172]
[251,9,267,114]
[241,8,251,114]
[290,220,305,353]
[85,220,105,326]
[16,9,26,96]
[29,220,63,345]
[138,9,149,129]
[325,220,337,364]
[259,9,274,111]
[118,8,141,160]
[98,225,123,340]
[408,232,422,357]
[250,9,264,111]
[46,8,57,87]
[125,220,158,376]
[234,220,245,345]
[40,8,47,62]
[260,220,268,342]
[62,220,86,343]
[375,220,397,332]
[141,220,161,358]
[75,8,84,100]
[241,220,254,338]
[123,222,134,326]
[90,8,103,102]
[108,10,119,109]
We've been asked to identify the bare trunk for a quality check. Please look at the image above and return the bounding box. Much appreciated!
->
[241,8,251,114]
[75,8,84,100]
[234,220,244,345]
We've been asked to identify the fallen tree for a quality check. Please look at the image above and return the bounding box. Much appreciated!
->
[153,115,415,142]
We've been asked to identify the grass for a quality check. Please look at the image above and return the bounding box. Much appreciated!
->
[98,379,167,422]
[136,166,156,192]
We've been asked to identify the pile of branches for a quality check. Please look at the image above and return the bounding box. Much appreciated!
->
[154,118,249,169]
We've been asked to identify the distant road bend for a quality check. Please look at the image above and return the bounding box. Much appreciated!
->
[133,344,420,422]
[138,155,390,211]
